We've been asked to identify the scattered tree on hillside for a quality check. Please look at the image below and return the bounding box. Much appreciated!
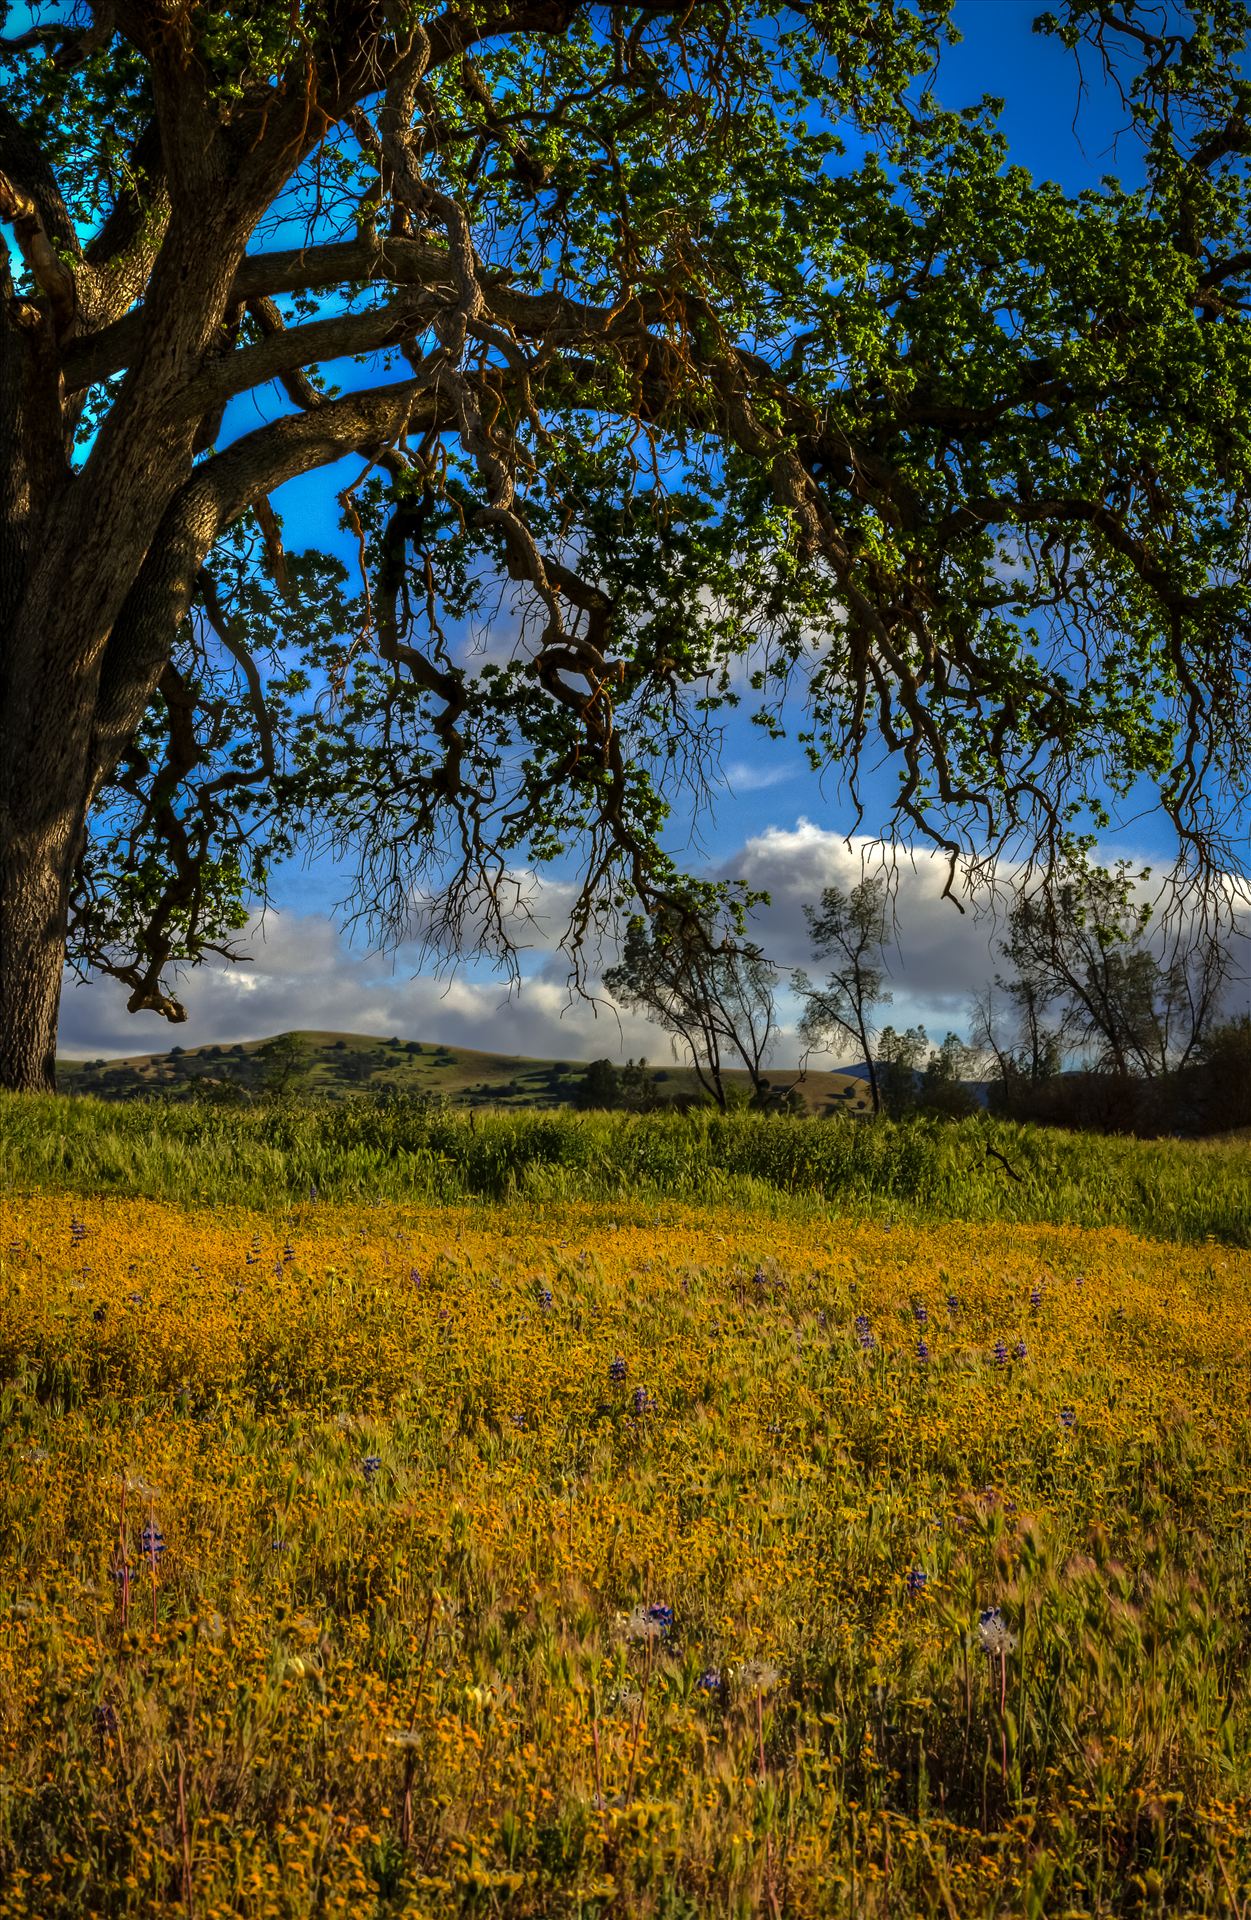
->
[7,2,1251,1089]
[258,1030,312,1095]
[577,1057,621,1109]
[792,876,892,1114]
[604,902,777,1110]
[619,1057,660,1111]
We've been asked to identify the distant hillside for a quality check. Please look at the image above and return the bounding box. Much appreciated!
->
[56,1031,874,1114]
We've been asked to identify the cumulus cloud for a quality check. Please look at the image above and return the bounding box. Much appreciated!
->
[60,818,1249,1066]
[58,912,664,1063]
[718,821,1002,1009]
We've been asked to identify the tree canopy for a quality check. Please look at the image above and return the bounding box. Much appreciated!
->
[3,0,1251,1090]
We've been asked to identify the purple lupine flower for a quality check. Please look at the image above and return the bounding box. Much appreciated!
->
[140,1523,165,1563]
[698,1667,722,1693]
[536,1285,553,1311]
[993,1339,1008,1367]
[946,1294,959,1314]
[1014,1339,1027,1361]
[70,1218,88,1246]
[855,1315,875,1351]
[917,1337,930,1365]
[1074,1274,1085,1291]
[93,1702,118,1739]
[632,1386,653,1416]
[752,1265,768,1290]
[646,1603,674,1637]
[361,1455,382,1484]
[1060,1405,1076,1429]
[906,1567,928,1595]
[1030,1287,1042,1313]
[409,1268,423,1288]
[608,1355,627,1384]
[913,1303,928,1326]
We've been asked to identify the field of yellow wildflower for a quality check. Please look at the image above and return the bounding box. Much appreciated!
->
[2,1190,1249,1917]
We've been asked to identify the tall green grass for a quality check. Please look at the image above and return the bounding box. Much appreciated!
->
[2,1092,1248,1242]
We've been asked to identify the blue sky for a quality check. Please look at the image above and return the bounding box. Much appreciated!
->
[258,0,1167,889]
[63,0,1251,1060]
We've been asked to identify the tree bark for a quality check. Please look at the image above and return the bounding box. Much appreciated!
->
[0,814,77,1093]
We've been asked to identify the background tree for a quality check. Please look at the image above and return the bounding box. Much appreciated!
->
[6,0,1251,1090]
[875,1025,931,1118]
[969,974,1075,1107]
[918,1029,980,1118]
[1001,859,1231,1080]
[1193,1015,1251,1130]
[792,875,892,1114]
[604,900,777,1110]
[577,1056,621,1109]
[258,1030,312,1096]
[619,1057,660,1112]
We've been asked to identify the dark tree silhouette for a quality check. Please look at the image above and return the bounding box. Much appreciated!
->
[605,904,777,1109]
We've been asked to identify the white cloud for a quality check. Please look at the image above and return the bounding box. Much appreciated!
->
[721,759,802,795]
[715,821,1002,1047]
[60,820,1250,1067]
[715,819,1250,1060]
[57,911,666,1064]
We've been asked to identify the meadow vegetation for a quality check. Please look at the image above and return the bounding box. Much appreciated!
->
[1,1106,1249,1916]
[1,1093,1248,1245]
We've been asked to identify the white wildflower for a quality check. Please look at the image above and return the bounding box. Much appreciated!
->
[977,1607,1016,1656]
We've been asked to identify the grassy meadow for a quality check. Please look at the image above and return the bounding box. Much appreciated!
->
[1,1100,1250,1916]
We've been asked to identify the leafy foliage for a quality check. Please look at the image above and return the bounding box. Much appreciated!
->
[5,0,1251,1040]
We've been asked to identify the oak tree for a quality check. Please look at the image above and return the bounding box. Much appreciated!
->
[4,0,1251,1090]
[604,901,777,1108]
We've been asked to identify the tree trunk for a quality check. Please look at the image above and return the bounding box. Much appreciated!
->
[858,1017,881,1115]
[0,818,75,1092]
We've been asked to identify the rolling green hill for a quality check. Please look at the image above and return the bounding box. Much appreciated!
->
[56,1030,875,1113]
